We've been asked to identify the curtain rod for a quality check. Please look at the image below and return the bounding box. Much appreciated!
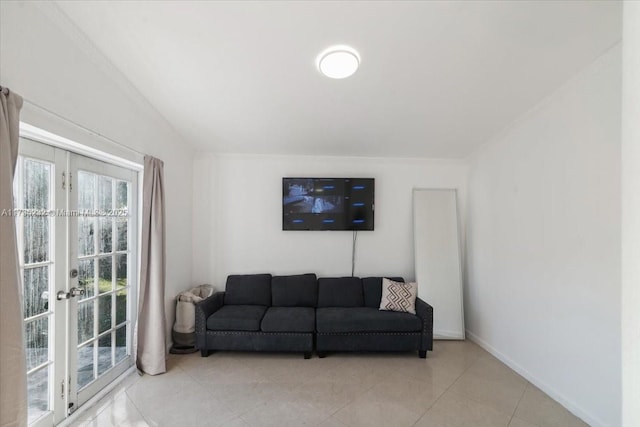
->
[22,98,146,158]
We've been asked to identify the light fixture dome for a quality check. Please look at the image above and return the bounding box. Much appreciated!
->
[317,45,360,79]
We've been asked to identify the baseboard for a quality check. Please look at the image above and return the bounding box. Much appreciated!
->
[434,329,465,340]
[465,329,606,427]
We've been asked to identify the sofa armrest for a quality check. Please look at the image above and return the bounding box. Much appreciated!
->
[415,298,434,351]
[195,292,225,349]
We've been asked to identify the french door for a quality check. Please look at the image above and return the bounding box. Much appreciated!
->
[15,137,138,426]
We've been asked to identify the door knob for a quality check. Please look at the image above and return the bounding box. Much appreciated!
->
[56,287,85,300]
[70,287,85,297]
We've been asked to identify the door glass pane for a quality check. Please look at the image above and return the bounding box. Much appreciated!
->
[77,342,94,389]
[23,215,49,264]
[78,258,95,300]
[25,317,49,371]
[116,181,127,209]
[27,367,49,424]
[78,172,95,211]
[116,218,127,251]
[98,294,112,334]
[21,160,50,264]
[115,327,127,364]
[98,218,112,253]
[116,288,127,326]
[77,301,94,345]
[98,257,112,294]
[116,254,127,289]
[23,267,49,318]
[98,177,112,211]
[97,334,113,376]
[78,217,95,256]
[23,160,49,209]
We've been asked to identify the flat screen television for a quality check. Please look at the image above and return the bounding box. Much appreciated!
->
[283,178,374,231]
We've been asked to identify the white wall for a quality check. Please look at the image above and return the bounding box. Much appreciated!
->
[466,46,621,426]
[192,154,467,288]
[622,2,640,425]
[0,2,195,347]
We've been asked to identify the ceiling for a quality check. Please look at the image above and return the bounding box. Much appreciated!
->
[55,1,621,159]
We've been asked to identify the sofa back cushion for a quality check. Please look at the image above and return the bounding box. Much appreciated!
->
[272,273,318,307]
[362,277,405,308]
[224,274,272,306]
[317,277,364,307]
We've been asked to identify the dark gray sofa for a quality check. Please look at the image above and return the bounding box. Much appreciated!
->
[315,277,433,358]
[195,273,433,359]
[195,273,316,359]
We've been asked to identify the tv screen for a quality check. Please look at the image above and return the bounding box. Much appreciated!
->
[283,178,374,231]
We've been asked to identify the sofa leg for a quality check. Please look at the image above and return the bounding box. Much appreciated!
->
[419,350,427,359]
[200,349,210,357]
[317,351,327,359]
[304,352,312,360]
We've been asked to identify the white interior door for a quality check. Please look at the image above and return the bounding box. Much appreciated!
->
[413,188,465,340]
[16,137,138,426]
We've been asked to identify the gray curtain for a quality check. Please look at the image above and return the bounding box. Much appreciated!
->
[0,87,27,426]
[136,156,167,375]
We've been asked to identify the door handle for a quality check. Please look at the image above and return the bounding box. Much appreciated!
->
[58,268,85,300]
[56,287,85,300]
[70,287,85,297]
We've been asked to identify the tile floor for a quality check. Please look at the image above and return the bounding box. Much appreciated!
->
[68,341,588,427]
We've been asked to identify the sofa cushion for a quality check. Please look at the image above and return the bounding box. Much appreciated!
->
[316,307,421,333]
[224,274,272,306]
[362,277,404,308]
[317,277,364,308]
[206,305,268,331]
[379,278,418,314]
[261,307,315,332]
[271,274,318,307]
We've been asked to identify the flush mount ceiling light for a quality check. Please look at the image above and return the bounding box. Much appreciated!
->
[317,45,360,79]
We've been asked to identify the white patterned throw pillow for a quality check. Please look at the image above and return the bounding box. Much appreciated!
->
[379,278,417,314]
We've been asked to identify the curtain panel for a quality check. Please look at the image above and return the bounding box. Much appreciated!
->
[0,88,27,426]
[136,156,167,375]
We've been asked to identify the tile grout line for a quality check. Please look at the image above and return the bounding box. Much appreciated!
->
[507,381,530,427]
[271,358,382,426]
[172,356,256,423]
[124,374,153,427]
[126,359,199,426]
[314,367,380,425]
[410,350,483,427]
[428,350,533,426]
